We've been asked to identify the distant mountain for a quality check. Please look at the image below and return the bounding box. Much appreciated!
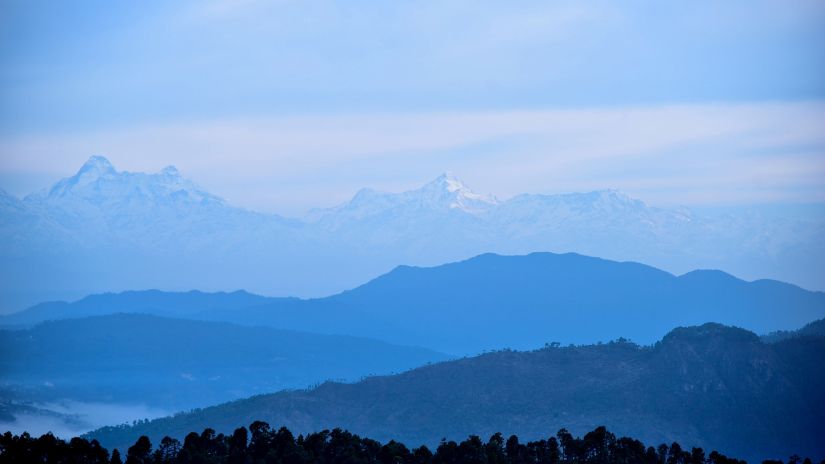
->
[87,323,825,464]
[0,157,307,310]
[304,172,824,292]
[289,252,825,353]
[10,252,823,354]
[228,252,825,354]
[0,289,280,327]
[1,157,823,310]
[306,173,500,224]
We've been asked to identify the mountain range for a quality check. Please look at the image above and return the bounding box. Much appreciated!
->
[6,252,824,354]
[1,156,823,311]
[87,323,825,464]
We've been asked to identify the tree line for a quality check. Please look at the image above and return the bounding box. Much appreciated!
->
[1,423,820,464]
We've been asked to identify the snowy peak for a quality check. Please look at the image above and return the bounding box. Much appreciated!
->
[313,173,500,223]
[72,155,117,185]
[417,172,499,213]
[422,172,481,196]
[28,156,223,208]
[77,155,116,177]
[425,172,466,193]
[41,156,118,199]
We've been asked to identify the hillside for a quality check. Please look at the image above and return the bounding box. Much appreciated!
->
[88,323,825,464]
[0,314,448,412]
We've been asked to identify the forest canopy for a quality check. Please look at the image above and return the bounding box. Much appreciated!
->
[1,423,821,464]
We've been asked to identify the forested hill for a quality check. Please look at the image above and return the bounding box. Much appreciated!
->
[89,323,825,463]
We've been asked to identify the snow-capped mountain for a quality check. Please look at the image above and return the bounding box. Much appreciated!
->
[1,156,822,310]
[415,172,499,214]
[307,172,498,226]
[14,156,295,252]
[30,156,223,207]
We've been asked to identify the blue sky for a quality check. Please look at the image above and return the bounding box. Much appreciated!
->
[1,0,824,214]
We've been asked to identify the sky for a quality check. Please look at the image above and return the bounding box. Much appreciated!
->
[1,0,824,215]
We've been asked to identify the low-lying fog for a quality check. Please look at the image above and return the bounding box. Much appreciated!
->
[0,400,170,439]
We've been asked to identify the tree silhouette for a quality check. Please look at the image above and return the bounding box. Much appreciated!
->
[126,435,151,464]
[1,424,823,464]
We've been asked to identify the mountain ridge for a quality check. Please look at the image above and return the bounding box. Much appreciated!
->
[1,156,823,311]
[5,252,823,354]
